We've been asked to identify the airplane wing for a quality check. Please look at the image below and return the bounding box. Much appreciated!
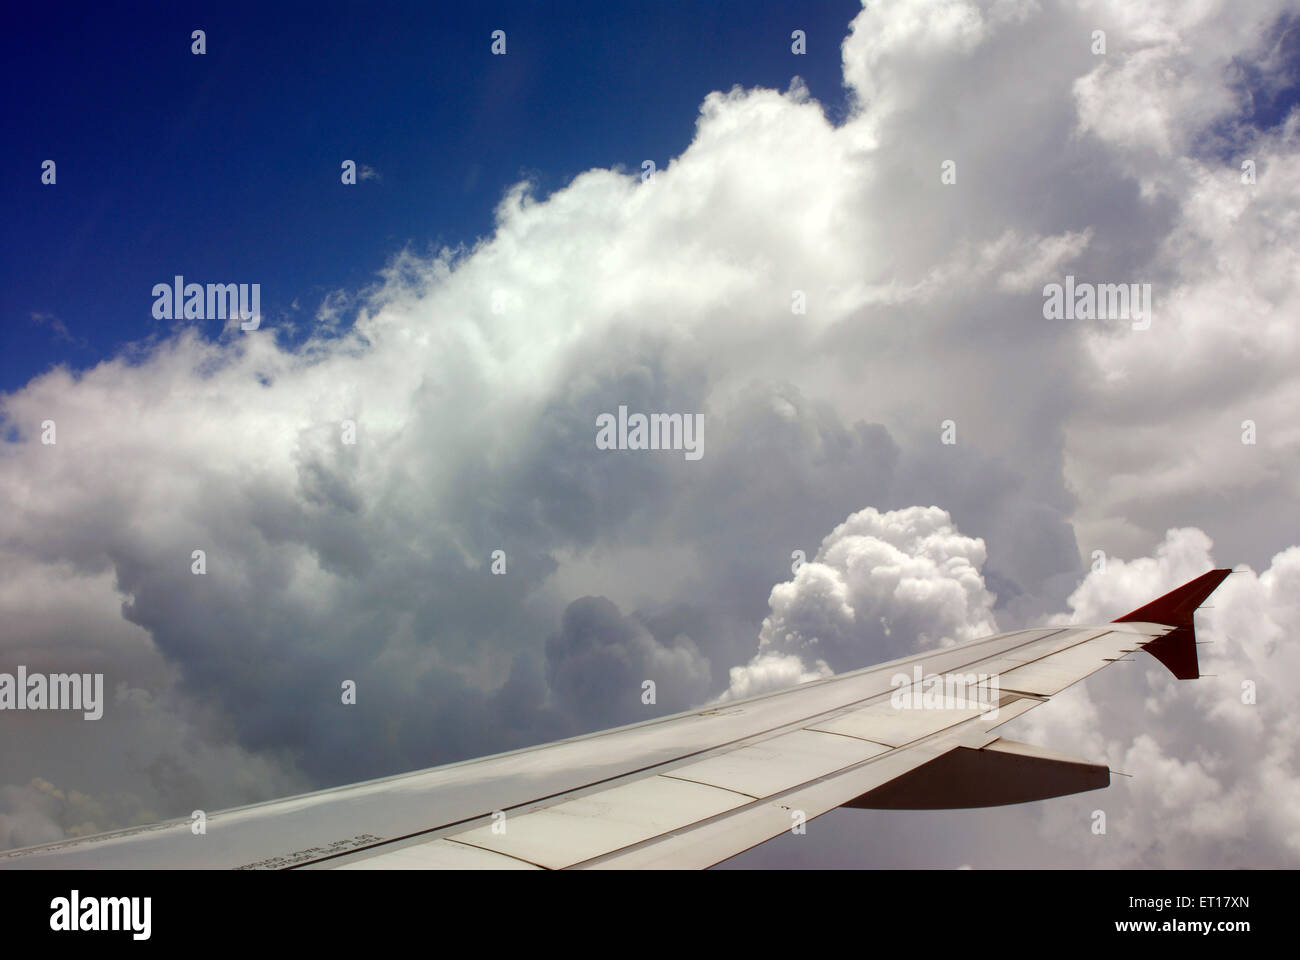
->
[0,569,1231,870]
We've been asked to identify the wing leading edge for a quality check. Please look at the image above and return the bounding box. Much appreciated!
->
[0,569,1231,869]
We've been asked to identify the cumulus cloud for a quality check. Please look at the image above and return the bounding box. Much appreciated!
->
[727,506,998,698]
[725,652,831,702]
[2,0,1297,867]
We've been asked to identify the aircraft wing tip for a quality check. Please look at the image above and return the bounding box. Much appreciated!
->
[1113,568,1232,680]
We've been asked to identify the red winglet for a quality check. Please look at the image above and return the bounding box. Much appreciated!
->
[1112,568,1232,679]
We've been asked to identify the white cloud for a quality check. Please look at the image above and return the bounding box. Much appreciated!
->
[727,506,998,697]
[724,652,832,701]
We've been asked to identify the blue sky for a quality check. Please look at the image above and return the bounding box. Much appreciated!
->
[2,0,862,393]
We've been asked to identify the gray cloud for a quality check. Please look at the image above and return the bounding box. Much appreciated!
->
[546,596,711,730]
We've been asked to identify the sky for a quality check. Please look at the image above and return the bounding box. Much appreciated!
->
[1,0,862,391]
[1,0,1299,868]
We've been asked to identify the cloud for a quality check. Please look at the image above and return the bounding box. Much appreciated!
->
[545,596,711,729]
[727,505,998,697]
[725,652,831,702]
[29,312,87,349]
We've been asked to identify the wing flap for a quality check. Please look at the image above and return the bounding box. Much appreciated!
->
[807,700,991,747]
[996,628,1153,696]
[577,717,989,869]
[333,838,541,870]
[661,728,891,798]
[447,776,751,870]
[844,737,1110,810]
